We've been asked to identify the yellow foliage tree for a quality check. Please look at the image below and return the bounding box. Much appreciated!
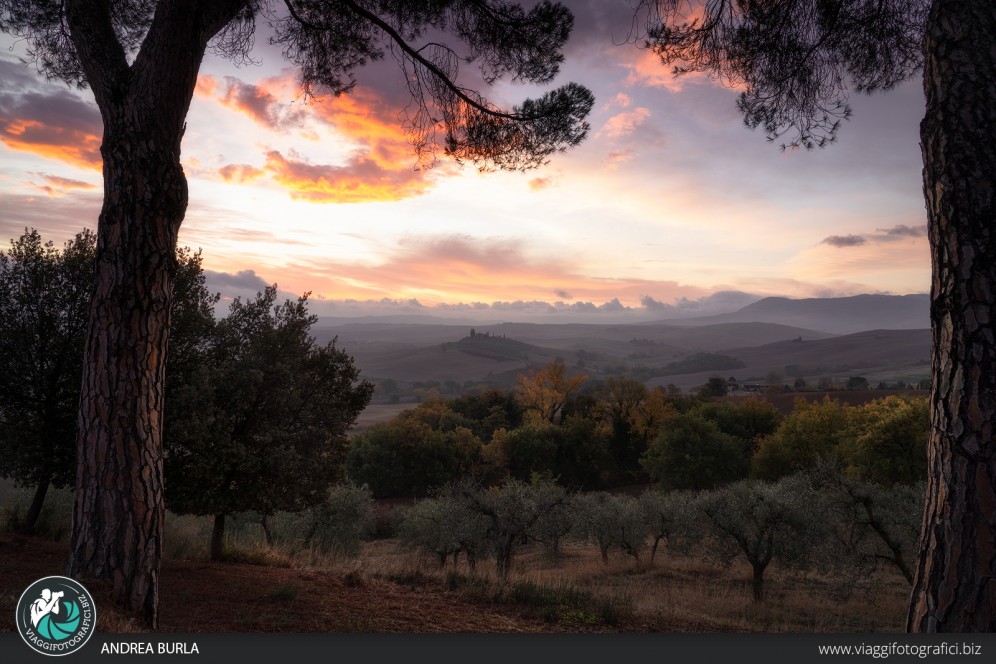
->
[515,358,587,424]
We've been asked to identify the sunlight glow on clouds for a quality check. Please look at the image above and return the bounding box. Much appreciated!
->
[0,0,931,323]
[262,150,431,203]
[194,74,440,202]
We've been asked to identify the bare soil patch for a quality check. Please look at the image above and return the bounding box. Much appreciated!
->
[0,534,575,633]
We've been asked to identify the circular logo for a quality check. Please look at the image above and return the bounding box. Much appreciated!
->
[15,576,97,656]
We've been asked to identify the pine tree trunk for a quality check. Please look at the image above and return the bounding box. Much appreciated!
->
[67,116,187,630]
[59,0,251,631]
[20,476,50,535]
[907,0,996,632]
[211,515,226,562]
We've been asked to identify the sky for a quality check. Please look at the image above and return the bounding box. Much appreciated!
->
[0,1,930,323]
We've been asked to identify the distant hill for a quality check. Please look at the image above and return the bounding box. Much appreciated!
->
[647,329,930,392]
[308,304,930,398]
[671,294,929,334]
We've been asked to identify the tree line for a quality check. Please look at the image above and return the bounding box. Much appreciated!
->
[350,363,927,498]
[0,229,373,562]
[398,470,922,601]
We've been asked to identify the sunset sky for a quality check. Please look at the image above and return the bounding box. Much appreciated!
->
[0,1,930,322]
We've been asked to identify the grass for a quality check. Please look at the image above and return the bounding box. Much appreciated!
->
[0,489,909,632]
[350,539,908,632]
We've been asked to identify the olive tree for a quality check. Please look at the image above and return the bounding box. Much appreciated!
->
[398,493,489,570]
[573,492,649,564]
[699,476,821,602]
[639,489,699,566]
[457,479,568,580]
[0,0,593,624]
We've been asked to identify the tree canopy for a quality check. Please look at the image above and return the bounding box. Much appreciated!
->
[0,0,594,171]
[0,230,94,531]
[637,0,928,149]
[165,286,373,559]
[0,229,217,533]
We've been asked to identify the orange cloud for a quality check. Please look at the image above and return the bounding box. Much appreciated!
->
[272,235,710,306]
[26,173,99,196]
[0,86,104,170]
[606,92,632,110]
[622,49,744,93]
[218,163,265,183]
[199,75,438,200]
[528,176,555,191]
[1,118,102,170]
[306,88,415,170]
[204,75,414,169]
[262,150,430,203]
[217,76,306,132]
[604,150,635,168]
[195,74,219,99]
[598,107,652,139]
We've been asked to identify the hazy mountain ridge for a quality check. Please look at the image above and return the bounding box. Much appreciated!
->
[310,295,931,395]
[670,293,929,334]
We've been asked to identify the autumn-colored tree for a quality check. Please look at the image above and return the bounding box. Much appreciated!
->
[516,358,587,424]
[752,396,849,480]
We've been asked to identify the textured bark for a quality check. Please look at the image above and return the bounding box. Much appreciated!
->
[211,515,226,562]
[67,114,186,628]
[63,0,246,629]
[907,0,996,632]
[20,476,50,534]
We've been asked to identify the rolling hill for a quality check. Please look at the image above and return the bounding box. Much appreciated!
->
[671,294,929,334]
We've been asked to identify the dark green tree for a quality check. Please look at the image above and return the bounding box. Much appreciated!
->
[842,396,929,486]
[164,286,373,561]
[699,376,729,398]
[846,376,870,391]
[0,0,592,624]
[500,416,609,489]
[347,416,482,498]
[449,388,525,441]
[637,0,994,630]
[0,229,94,533]
[641,412,749,490]
[598,376,650,477]
[693,397,782,455]
[0,230,216,534]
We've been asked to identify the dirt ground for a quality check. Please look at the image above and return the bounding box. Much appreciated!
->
[0,534,637,633]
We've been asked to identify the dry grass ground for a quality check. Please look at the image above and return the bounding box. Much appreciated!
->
[0,529,910,634]
[350,539,909,633]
